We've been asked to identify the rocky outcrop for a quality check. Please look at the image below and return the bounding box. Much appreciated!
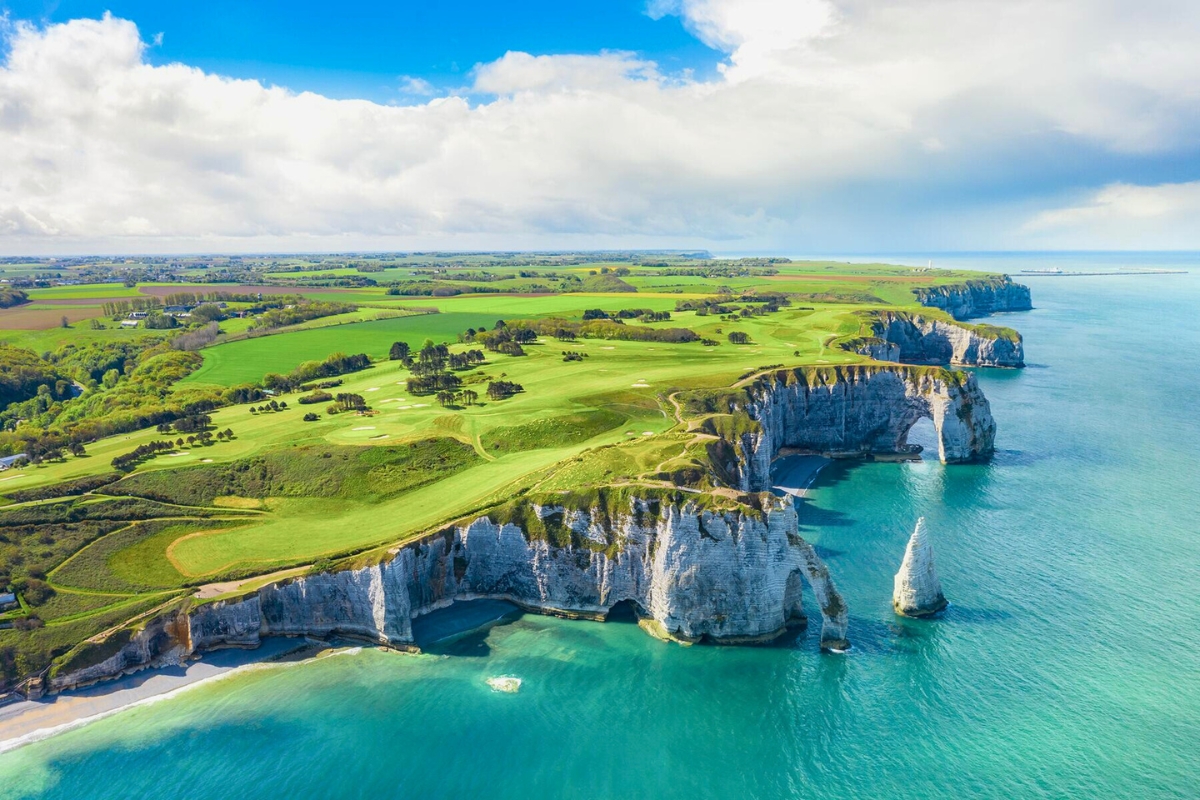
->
[47,494,850,691]
[47,613,191,693]
[867,311,1024,368]
[913,276,1032,320]
[726,366,996,491]
[893,517,948,617]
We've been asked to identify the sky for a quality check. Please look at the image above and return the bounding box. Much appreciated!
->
[1,0,1199,255]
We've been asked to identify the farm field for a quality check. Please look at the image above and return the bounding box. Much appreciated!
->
[0,254,1021,683]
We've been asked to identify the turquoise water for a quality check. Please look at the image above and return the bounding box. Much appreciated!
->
[3,259,1199,799]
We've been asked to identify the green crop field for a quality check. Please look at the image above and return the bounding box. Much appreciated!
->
[0,254,1023,684]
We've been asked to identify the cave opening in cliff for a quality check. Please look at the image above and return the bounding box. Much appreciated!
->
[605,599,646,624]
[903,416,938,460]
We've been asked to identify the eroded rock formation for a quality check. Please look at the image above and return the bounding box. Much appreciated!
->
[914,277,1032,320]
[865,312,1024,368]
[47,495,850,692]
[724,366,996,491]
[892,517,948,617]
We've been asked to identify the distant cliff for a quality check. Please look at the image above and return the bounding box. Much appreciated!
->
[913,276,1032,320]
[853,311,1024,368]
[693,365,996,492]
[45,492,850,693]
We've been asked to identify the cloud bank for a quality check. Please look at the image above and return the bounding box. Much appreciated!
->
[1,2,1199,253]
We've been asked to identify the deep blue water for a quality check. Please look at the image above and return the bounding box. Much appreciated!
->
[2,257,1198,799]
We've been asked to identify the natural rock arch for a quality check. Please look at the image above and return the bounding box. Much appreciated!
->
[733,367,997,491]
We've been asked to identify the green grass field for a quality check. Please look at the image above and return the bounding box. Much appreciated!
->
[181,311,502,386]
[0,257,1023,682]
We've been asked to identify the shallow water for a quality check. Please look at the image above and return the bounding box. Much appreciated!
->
[2,257,1198,799]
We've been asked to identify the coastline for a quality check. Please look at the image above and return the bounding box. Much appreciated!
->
[0,637,323,755]
[770,454,831,498]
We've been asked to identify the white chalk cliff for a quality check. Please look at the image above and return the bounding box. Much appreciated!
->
[892,517,948,617]
[865,312,1024,368]
[716,366,996,492]
[913,277,1032,320]
[47,494,850,692]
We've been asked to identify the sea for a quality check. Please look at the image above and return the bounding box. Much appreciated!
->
[1,253,1198,799]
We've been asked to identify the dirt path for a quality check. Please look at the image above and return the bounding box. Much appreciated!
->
[193,566,311,599]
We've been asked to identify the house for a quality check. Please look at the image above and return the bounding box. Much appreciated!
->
[0,592,16,611]
[120,319,140,328]
[0,454,28,470]
[164,305,194,316]
[128,311,148,319]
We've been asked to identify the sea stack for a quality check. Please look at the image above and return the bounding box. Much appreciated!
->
[892,517,948,617]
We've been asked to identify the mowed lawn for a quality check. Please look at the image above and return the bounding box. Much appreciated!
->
[181,311,503,387]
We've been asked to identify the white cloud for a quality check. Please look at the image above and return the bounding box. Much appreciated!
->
[0,5,1198,253]
[1023,181,1200,248]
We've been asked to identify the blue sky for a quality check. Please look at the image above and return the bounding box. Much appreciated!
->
[1,1,721,100]
[0,1,1199,254]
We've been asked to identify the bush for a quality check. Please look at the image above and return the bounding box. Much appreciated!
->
[298,391,333,405]
[303,412,319,422]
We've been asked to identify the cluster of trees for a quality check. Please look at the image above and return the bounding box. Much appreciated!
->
[435,389,478,407]
[401,340,487,396]
[649,264,781,277]
[486,381,524,401]
[562,351,588,362]
[170,322,221,351]
[249,300,357,331]
[155,413,211,433]
[298,378,342,391]
[727,331,752,344]
[262,352,370,393]
[0,344,75,408]
[477,318,699,345]
[581,308,671,323]
[298,391,332,405]
[467,324,538,352]
[0,288,28,308]
[249,399,288,413]
[111,428,234,470]
[327,393,368,414]
[100,298,163,316]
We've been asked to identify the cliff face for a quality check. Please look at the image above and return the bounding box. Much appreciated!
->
[914,277,1032,320]
[47,496,850,691]
[869,312,1024,368]
[731,367,995,491]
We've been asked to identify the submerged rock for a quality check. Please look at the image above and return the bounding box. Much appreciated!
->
[892,517,948,617]
[486,676,522,693]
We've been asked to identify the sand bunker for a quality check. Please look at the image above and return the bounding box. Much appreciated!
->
[351,426,376,431]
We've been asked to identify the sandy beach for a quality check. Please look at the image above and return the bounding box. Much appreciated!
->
[0,637,319,754]
[770,455,831,498]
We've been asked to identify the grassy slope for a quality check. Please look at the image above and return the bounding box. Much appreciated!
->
[0,260,1017,679]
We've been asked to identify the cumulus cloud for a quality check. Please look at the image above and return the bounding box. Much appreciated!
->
[0,3,1198,252]
[1023,181,1200,248]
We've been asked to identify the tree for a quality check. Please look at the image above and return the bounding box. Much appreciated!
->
[460,389,478,406]
[389,341,411,361]
[60,315,70,328]
[436,391,455,407]
[727,331,751,345]
[67,441,86,457]
[223,428,234,439]
[303,412,319,421]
